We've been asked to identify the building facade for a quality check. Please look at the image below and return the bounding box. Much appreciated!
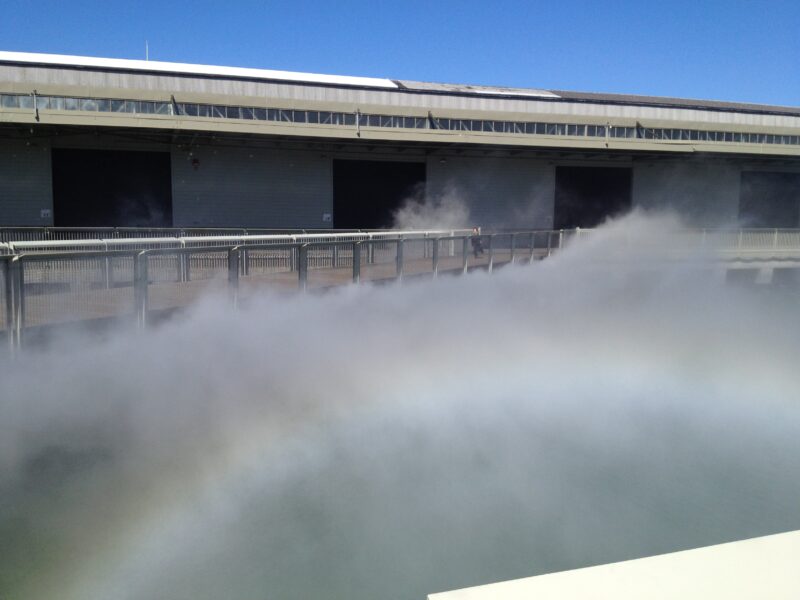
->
[1,51,800,230]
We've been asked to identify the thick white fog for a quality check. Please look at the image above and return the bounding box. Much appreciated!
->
[2,212,800,600]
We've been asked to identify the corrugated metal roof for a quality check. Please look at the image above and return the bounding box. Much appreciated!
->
[395,79,559,99]
[552,89,800,117]
[1,51,798,118]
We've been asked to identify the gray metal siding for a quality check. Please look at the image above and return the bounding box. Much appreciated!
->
[632,162,741,226]
[427,157,555,229]
[0,139,53,226]
[171,146,332,228]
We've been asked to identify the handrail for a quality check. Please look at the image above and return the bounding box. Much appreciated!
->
[6,228,800,353]
[5,228,474,253]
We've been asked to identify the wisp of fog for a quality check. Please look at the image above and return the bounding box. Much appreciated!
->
[392,184,471,230]
[1,212,799,600]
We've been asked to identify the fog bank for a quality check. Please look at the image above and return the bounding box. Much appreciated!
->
[1,212,800,600]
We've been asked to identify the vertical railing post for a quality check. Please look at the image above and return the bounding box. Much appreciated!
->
[396,239,404,280]
[7,257,24,352]
[179,241,189,282]
[134,251,149,329]
[103,241,112,289]
[183,250,191,283]
[2,259,11,353]
[432,237,439,277]
[462,237,469,274]
[298,244,309,291]
[352,242,361,284]
[228,247,240,309]
[510,233,516,265]
[530,231,536,263]
[487,235,494,273]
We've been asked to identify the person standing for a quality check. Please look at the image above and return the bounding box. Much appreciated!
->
[471,227,485,258]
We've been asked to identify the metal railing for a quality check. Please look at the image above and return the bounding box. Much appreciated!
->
[0,226,361,243]
[4,227,800,352]
[6,226,800,254]
[2,228,473,255]
[557,227,800,253]
[0,231,552,350]
[0,227,467,246]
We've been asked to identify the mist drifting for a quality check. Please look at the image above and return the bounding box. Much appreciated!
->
[1,212,800,600]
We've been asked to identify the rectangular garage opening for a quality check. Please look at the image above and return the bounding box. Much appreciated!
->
[52,148,173,227]
[739,172,800,228]
[554,166,632,229]
[333,159,426,229]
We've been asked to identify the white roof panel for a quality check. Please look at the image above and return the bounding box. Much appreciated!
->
[0,51,399,90]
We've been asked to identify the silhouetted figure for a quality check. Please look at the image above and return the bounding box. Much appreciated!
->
[471,227,485,258]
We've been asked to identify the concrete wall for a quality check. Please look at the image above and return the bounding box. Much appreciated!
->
[632,161,741,226]
[426,157,555,229]
[0,139,53,225]
[6,131,800,231]
[172,146,332,228]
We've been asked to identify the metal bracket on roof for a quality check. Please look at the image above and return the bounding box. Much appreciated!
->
[32,90,39,122]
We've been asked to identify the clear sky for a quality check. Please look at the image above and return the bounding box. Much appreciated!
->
[2,0,798,106]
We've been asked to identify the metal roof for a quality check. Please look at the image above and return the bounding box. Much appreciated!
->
[1,50,799,118]
[395,79,559,99]
[553,89,800,118]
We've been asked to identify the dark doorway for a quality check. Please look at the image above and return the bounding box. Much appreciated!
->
[554,166,632,229]
[333,160,425,229]
[52,149,173,227]
[739,172,800,228]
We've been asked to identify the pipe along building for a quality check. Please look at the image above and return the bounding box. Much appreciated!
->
[1,51,800,231]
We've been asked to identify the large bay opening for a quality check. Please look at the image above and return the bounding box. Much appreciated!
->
[554,166,632,229]
[333,159,426,229]
[52,148,173,227]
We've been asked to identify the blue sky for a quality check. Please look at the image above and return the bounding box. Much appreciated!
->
[2,0,798,106]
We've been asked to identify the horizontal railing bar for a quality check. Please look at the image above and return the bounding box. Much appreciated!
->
[5,229,474,251]
[11,249,143,261]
